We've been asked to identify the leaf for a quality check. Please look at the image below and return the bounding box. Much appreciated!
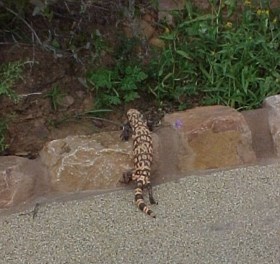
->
[88,69,113,89]
[136,71,148,82]
[125,66,133,75]
[199,64,212,84]
[175,50,192,60]
[120,77,136,91]
[224,0,237,17]
[179,14,214,28]
[104,94,121,105]
[160,33,176,40]
[84,109,112,114]
[51,39,60,49]
[124,91,140,103]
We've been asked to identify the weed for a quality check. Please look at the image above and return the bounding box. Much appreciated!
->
[0,61,23,102]
[91,30,107,58]
[87,65,147,109]
[45,85,65,111]
[69,29,108,64]
[0,119,8,153]
[115,36,142,66]
[87,31,148,110]
[147,0,280,110]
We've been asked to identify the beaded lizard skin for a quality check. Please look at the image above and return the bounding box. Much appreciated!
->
[120,109,157,218]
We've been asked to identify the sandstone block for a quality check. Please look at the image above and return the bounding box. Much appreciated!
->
[158,0,186,24]
[149,37,165,48]
[39,132,160,193]
[0,156,49,208]
[263,95,280,157]
[122,18,155,40]
[162,105,256,172]
[139,19,155,40]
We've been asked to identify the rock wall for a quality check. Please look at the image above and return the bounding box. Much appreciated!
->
[1,99,280,210]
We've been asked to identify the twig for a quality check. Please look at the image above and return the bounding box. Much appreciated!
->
[2,4,42,45]
[19,92,43,98]
[0,42,34,46]
[77,115,122,127]
[32,203,40,219]
[64,0,71,14]
[19,202,41,220]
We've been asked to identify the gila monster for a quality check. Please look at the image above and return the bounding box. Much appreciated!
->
[121,109,157,218]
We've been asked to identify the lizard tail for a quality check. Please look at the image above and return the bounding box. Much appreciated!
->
[134,181,156,218]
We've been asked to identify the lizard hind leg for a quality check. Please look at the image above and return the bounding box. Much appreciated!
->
[120,169,134,184]
[147,183,157,205]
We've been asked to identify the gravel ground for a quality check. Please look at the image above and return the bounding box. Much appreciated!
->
[1,164,280,264]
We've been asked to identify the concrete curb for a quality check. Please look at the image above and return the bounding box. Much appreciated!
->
[0,163,280,263]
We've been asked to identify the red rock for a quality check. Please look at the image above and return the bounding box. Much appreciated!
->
[242,108,275,160]
[139,19,155,40]
[59,95,74,108]
[142,14,154,23]
[39,133,133,193]
[162,105,256,171]
[158,0,186,24]
[149,37,165,48]
[263,95,280,157]
[0,156,49,208]
[123,18,155,40]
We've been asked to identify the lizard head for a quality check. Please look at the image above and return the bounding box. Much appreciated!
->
[127,109,143,125]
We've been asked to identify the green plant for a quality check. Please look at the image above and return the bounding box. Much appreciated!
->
[45,85,65,111]
[0,61,23,102]
[91,29,107,57]
[0,119,8,153]
[115,36,142,65]
[69,29,108,64]
[87,65,147,109]
[147,0,280,110]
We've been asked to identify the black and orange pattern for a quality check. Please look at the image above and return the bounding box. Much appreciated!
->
[121,109,157,218]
